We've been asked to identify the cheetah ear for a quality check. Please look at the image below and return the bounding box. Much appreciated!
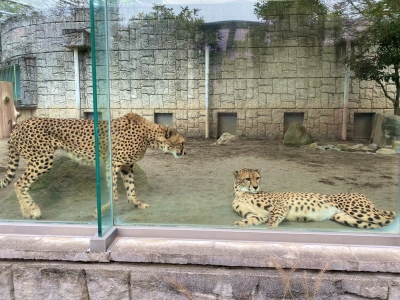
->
[126,112,135,120]
[125,112,142,123]
[256,169,261,174]
[165,128,175,139]
[233,170,239,178]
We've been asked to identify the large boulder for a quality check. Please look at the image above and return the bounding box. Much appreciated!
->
[371,113,400,146]
[283,123,313,146]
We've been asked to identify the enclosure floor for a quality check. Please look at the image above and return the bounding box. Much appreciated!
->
[0,138,398,233]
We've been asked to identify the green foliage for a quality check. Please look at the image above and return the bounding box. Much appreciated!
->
[253,0,339,43]
[0,1,29,22]
[135,5,204,32]
[254,0,294,19]
[347,0,400,114]
[131,5,217,50]
[254,0,328,19]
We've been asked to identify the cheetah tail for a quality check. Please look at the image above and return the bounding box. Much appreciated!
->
[376,209,397,219]
[0,144,20,189]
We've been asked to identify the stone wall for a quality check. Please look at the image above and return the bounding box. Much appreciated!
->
[0,7,395,139]
[0,9,92,119]
[1,261,400,299]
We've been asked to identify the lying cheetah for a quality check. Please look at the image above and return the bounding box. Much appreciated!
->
[0,112,186,219]
[232,168,396,228]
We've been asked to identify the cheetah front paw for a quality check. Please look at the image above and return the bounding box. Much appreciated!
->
[137,203,149,209]
[234,220,249,226]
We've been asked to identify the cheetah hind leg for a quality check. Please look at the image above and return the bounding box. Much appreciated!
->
[331,212,384,229]
[91,163,115,218]
[14,155,54,219]
[15,181,41,219]
[120,164,149,209]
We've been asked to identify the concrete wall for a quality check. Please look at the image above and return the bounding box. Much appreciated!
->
[0,8,395,139]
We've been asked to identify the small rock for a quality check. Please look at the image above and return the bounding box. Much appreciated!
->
[392,141,400,153]
[309,142,318,148]
[350,143,364,150]
[215,133,238,145]
[376,148,396,155]
[336,144,351,151]
[368,143,378,150]
[321,144,334,150]
[357,146,374,152]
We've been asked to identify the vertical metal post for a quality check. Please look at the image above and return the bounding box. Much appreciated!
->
[205,45,210,138]
[73,47,81,119]
[342,40,351,141]
[13,65,17,101]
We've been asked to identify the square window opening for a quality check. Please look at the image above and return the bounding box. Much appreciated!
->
[284,112,304,133]
[353,112,375,139]
[84,112,103,120]
[155,113,173,127]
[218,113,237,138]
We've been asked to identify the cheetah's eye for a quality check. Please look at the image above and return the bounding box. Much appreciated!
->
[256,177,260,181]
[246,178,251,181]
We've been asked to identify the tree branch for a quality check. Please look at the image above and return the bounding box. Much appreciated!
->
[347,0,364,16]
[376,80,395,103]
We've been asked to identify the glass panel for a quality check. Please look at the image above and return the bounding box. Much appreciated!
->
[0,1,102,226]
[99,0,399,234]
[2,0,398,236]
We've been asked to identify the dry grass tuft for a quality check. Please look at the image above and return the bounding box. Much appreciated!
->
[272,258,297,299]
[309,261,330,299]
[164,277,194,300]
[273,258,331,299]
[163,260,331,300]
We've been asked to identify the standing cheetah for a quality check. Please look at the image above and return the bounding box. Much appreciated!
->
[0,112,186,219]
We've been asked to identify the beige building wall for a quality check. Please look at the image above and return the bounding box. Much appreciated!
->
[0,9,394,140]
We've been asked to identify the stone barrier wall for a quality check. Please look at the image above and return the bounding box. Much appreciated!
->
[1,261,400,299]
[0,234,398,300]
[0,7,394,138]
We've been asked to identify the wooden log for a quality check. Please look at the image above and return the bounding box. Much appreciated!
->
[0,81,19,139]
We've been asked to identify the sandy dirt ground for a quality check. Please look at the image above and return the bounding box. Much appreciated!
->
[0,137,399,232]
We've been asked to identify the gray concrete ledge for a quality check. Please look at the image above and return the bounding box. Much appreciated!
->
[0,234,399,274]
[0,236,109,262]
[0,234,399,299]
[110,237,400,273]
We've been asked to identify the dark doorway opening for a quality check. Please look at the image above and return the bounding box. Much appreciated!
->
[218,113,237,137]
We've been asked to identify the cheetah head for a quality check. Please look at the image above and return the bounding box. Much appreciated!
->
[157,127,187,158]
[233,168,260,193]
